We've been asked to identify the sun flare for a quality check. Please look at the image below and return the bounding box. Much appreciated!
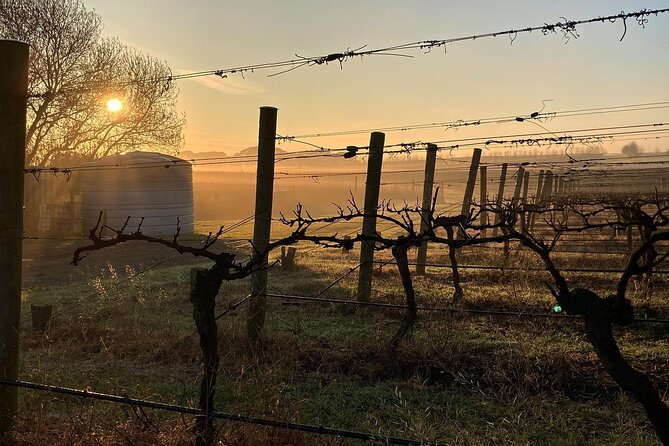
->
[106,98,123,113]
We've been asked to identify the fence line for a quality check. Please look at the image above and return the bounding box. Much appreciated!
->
[262,293,669,324]
[0,379,429,446]
[371,260,669,275]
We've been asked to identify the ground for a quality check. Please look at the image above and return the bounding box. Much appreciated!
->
[9,220,669,445]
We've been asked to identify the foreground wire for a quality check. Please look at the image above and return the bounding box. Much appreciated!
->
[263,293,669,325]
[0,379,433,446]
[27,8,669,97]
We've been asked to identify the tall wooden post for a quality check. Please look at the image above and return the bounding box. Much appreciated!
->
[356,132,385,302]
[529,169,545,231]
[522,171,530,203]
[505,167,524,256]
[415,144,437,275]
[247,106,277,344]
[492,163,508,236]
[512,167,524,204]
[521,170,530,231]
[535,170,545,203]
[543,171,554,201]
[479,165,488,233]
[458,148,482,239]
[0,39,29,436]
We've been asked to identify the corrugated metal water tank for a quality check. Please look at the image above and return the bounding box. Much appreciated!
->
[80,151,194,236]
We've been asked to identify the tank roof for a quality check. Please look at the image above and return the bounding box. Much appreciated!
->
[82,151,189,167]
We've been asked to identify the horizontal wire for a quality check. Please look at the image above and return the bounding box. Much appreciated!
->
[27,8,669,97]
[0,379,427,446]
[22,121,669,176]
[279,101,669,140]
[263,293,669,324]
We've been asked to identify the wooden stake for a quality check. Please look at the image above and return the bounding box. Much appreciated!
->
[521,170,530,231]
[512,167,524,205]
[522,170,530,203]
[415,143,437,275]
[479,165,488,234]
[247,106,277,344]
[356,132,385,302]
[458,148,482,239]
[492,163,508,237]
[0,39,29,436]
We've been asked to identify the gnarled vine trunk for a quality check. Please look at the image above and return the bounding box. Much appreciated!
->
[445,226,463,301]
[565,289,669,445]
[390,245,418,346]
[190,268,223,446]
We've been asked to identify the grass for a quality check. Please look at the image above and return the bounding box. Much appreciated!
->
[8,229,669,445]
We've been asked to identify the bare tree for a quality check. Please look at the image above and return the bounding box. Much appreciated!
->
[621,141,641,157]
[0,0,184,166]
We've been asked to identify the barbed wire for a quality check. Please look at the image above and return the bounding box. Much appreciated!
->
[22,132,669,179]
[26,8,669,98]
[278,101,669,140]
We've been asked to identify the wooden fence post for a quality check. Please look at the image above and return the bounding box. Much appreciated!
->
[512,167,524,205]
[522,170,530,203]
[535,170,545,202]
[492,163,508,237]
[356,132,385,302]
[415,143,437,275]
[458,148,482,239]
[503,166,524,257]
[479,165,487,234]
[559,177,566,196]
[0,39,29,436]
[521,170,530,231]
[247,106,277,344]
[543,171,554,201]
[281,246,297,269]
[529,169,545,231]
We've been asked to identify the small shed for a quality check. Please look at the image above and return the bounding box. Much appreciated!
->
[80,151,194,236]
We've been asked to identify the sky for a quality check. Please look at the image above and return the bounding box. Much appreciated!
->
[82,0,669,156]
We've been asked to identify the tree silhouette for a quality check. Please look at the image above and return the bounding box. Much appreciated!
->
[0,0,184,166]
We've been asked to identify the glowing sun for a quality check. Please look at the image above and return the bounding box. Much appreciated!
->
[106,98,123,113]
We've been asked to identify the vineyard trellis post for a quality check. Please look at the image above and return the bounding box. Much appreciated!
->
[356,132,385,302]
[479,165,488,234]
[415,143,437,275]
[457,148,482,239]
[522,171,530,203]
[535,169,545,201]
[0,39,29,436]
[512,167,524,205]
[552,174,559,196]
[543,171,554,201]
[521,170,530,230]
[247,106,278,344]
[492,163,508,237]
[529,169,545,231]
[504,166,524,257]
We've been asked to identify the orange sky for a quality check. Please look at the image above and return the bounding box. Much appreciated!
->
[83,0,669,157]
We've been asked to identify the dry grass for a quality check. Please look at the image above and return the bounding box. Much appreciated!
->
[8,231,669,445]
